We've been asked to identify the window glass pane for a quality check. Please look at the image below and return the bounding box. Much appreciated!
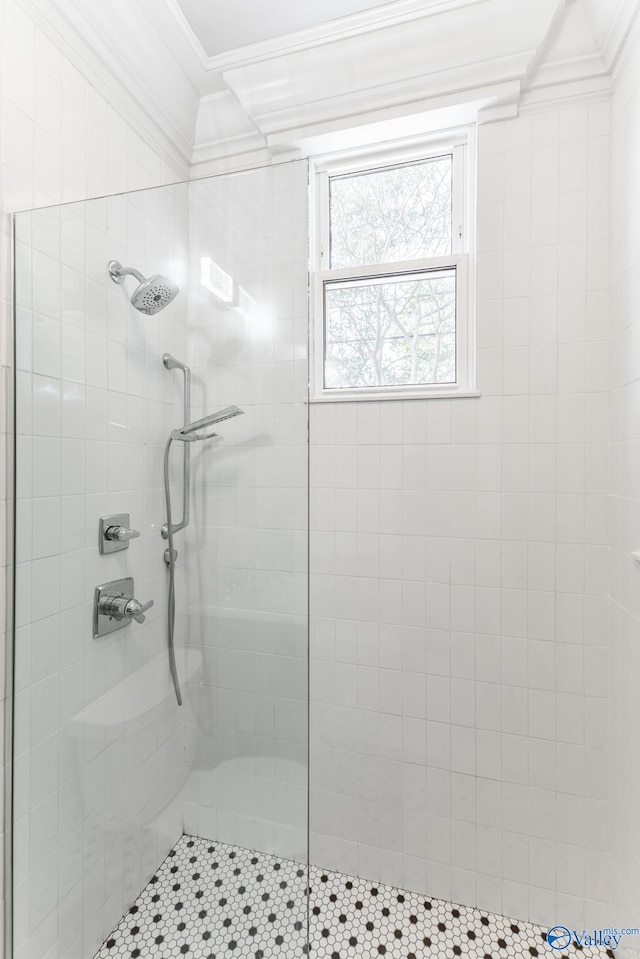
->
[324,268,456,389]
[329,155,452,269]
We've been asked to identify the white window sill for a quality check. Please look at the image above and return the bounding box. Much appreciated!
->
[310,389,481,403]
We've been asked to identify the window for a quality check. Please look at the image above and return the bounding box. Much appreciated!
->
[311,138,474,401]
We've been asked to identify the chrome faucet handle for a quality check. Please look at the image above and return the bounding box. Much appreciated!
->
[94,578,153,637]
[124,598,154,624]
[99,514,140,553]
[104,524,140,543]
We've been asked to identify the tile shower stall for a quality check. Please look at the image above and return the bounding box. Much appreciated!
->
[12,164,309,958]
[9,85,640,959]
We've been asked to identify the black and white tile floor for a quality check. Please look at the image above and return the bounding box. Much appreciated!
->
[95,834,613,959]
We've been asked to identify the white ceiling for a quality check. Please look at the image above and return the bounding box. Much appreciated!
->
[42,0,640,176]
[175,0,398,56]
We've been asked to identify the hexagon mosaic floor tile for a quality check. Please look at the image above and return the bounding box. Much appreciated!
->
[94,834,613,959]
[94,835,307,959]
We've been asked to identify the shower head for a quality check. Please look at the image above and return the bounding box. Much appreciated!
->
[182,406,244,433]
[108,260,179,315]
[171,406,245,442]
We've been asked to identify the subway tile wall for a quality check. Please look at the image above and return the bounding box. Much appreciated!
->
[12,186,190,959]
[609,20,640,929]
[308,101,612,930]
[0,0,189,956]
[181,166,309,863]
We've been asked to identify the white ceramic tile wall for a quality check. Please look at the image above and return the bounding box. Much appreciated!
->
[12,186,190,959]
[0,1,189,957]
[181,166,309,863]
[309,101,612,931]
[609,19,640,929]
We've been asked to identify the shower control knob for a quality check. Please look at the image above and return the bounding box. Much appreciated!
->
[93,577,153,638]
[105,524,140,543]
[97,593,153,624]
[125,598,154,624]
[99,513,140,554]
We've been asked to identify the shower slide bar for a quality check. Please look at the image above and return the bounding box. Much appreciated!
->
[161,352,245,708]
[161,351,191,708]
[160,352,245,707]
[161,353,191,539]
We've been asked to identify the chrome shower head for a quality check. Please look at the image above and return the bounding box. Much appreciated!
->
[182,406,245,433]
[108,260,179,315]
[131,275,179,314]
[171,406,245,442]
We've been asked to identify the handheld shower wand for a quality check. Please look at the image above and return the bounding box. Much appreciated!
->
[170,407,245,442]
[162,353,245,707]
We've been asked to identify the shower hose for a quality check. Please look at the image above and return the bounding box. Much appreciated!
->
[163,434,184,707]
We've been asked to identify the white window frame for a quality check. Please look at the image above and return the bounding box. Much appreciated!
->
[310,134,476,402]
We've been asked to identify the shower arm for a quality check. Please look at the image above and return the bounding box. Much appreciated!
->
[161,358,191,539]
[108,261,146,285]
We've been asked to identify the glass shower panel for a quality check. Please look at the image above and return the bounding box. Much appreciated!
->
[183,165,309,865]
[11,160,309,959]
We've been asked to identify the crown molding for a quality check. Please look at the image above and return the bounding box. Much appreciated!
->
[477,100,520,124]
[256,65,527,147]
[199,0,487,71]
[610,2,640,108]
[156,0,210,72]
[15,0,639,179]
[190,147,277,179]
[220,0,563,144]
[270,83,519,157]
[525,50,609,89]
[603,0,640,72]
[194,90,263,143]
[20,0,197,174]
[192,130,267,165]
[519,75,613,114]
[190,0,566,164]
